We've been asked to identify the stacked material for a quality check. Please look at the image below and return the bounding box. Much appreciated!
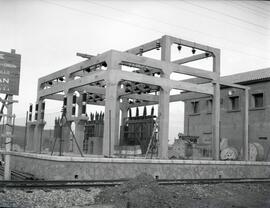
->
[220,147,238,160]
[249,143,265,161]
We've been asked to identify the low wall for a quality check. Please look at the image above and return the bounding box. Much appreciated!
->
[2,151,270,180]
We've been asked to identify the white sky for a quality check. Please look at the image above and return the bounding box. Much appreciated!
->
[0,0,270,142]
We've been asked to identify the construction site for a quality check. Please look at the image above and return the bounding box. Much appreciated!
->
[0,34,269,184]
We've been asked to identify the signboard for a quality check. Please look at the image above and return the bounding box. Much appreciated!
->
[0,51,21,95]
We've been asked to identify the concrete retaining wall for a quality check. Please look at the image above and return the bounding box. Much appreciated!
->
[3,151,270,180]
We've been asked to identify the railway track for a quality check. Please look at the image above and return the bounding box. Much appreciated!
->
[1,178,270,189]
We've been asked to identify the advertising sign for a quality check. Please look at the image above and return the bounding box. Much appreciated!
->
[0,51,21,95]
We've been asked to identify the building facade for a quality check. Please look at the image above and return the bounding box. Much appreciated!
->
[184,68,270,160]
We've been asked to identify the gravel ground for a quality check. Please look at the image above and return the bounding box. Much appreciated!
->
[1,174,270,208]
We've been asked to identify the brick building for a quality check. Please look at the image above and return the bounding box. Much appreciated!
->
[184,68,270,160]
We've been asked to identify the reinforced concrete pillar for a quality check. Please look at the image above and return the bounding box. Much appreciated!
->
[62,121,72,153]
[243,88,249,161]
[103,74,120,157]
[26,123,35,151]
[74,120,87,154]
[212,52,221,160]
[33,100,45,153]
[158,87,170,159]
[158,35,172,159]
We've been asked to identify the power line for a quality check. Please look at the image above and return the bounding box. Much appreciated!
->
[179,1,269,37]
[229,1,269,19]
[85,0,270,56]
[183,0,270,31]
[39,0,164,35]
[39,0,270,61]
[246,1,270,14]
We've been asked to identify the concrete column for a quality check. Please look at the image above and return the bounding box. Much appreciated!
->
[33,100,45,153]
[65,92,73,120]
[158,87,170,159]
[243,88,249,160]
[120,98,129,125]
[103,74,120,157]
[158,35,171,159]
[74,120,87,154]
[62,121,72,153]
[26,123,35,151]
[212,52,221,160]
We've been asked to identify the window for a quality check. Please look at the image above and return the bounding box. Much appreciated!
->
[206,99,212,113]
[253,93,264,108]
[191,101,199,114]
[229,96,240,110]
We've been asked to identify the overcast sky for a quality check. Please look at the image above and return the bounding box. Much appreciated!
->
[0,0,270,142]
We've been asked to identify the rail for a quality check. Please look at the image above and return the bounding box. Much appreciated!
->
[1,178,270,189]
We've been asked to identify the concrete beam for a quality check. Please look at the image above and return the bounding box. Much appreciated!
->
[168,35,219,54]
[112,50,217,80]
[173,53,212,65]
[38,70,107,99]
[220,81,250,90]
[114,70,214,95]
[38,51,110,85]
[126,38,161,55]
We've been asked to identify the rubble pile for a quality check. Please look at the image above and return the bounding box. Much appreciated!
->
[96,173,176,208]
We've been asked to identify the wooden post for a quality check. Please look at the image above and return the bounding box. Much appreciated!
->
[4,95,13,180]
[243,88,249,160]
[23,111,28,152]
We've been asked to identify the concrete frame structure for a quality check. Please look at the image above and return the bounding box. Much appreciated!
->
[26,35,248,160]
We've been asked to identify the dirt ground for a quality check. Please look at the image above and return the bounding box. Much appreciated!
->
[1,174,270,208]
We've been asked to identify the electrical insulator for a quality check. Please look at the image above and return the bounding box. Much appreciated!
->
[129,108,132,118]
[156,40,160,50]
[82,91,87,116]
[82,91,87,103]
[63,96,67,108]
[151,106,154,116]
[40,101,45,120]
[192,48,196,54]
[34,103,39,120]
[102,62,107,67]
[136,107,139,117]
[139,47,143,56]
[72,94,77,116]
[177,44,182,51]
[29,104,33,121]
